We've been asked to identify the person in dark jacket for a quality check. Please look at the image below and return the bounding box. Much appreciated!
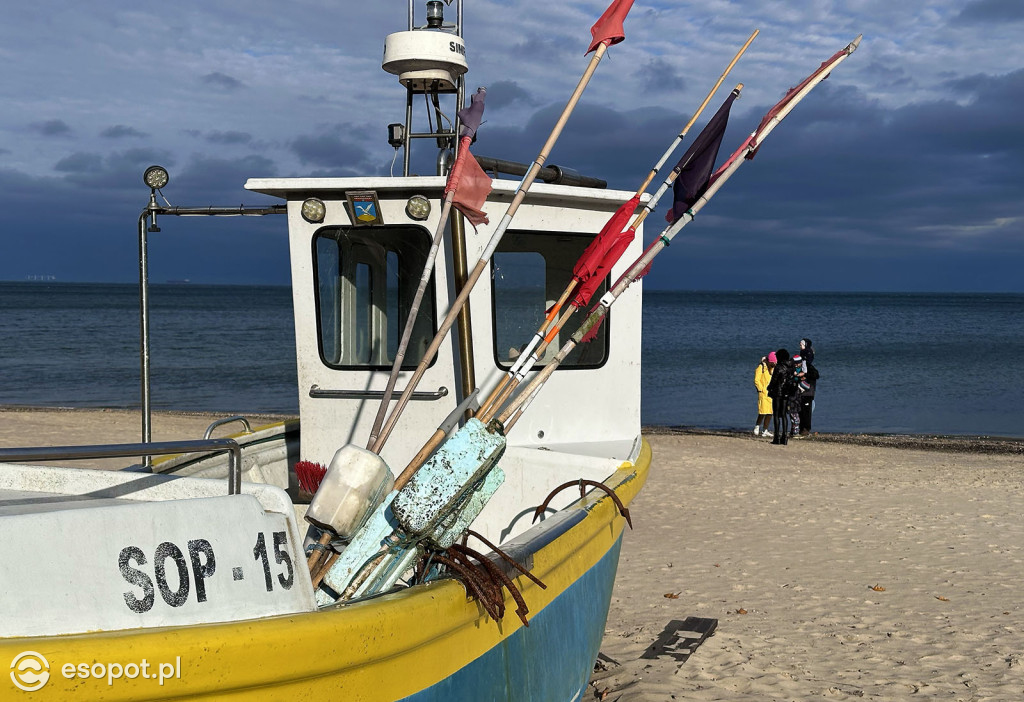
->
[766,348,792,445]
[797,338,816,436]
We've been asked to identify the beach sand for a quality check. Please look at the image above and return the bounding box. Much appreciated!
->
[591,430,1024,701]
[2,409,1022,700]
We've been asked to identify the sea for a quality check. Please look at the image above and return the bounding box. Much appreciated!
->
[2,282,1022,439]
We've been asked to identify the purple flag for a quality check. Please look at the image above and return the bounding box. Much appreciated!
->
[665,91,737,224]
[458,87,486,138]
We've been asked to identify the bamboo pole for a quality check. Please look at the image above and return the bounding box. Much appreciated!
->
[498,35,862,428]
[365,136,471,450]
[475,32,758,424]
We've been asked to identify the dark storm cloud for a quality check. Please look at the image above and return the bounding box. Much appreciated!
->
[205,130,253,145]
[55,152,103,173]
[57,147,177,191]
[485,80,536,109]
[635,58,686,94]
[471,65,1024,292]
[174,153,277,195]
[859,60,915,93]
[0,149,287,284]
[956,0,1024,23]
[291,127,375,171]
[201,72,245,92]
[101,125,148,139]
[477,101,685,189]
[29,119,73,137]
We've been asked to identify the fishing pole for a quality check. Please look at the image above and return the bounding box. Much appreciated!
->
[369,0,637,454]
[498,36,863,430]
[316,34,862,603]
[309,0,637,588]
[475,31,757,423]
[365,88,488,450]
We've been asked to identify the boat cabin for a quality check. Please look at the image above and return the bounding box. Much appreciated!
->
[244,175,645,473]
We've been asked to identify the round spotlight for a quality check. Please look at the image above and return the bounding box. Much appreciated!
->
[301,197,327,223]
[143,165,169,190]
[405,195,431,221]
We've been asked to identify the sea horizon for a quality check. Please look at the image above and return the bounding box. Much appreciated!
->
[2,282,1022,439]
[5,279,1024,295]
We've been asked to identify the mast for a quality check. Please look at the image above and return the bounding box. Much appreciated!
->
[385,0,467,176]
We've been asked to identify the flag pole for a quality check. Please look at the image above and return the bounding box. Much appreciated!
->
[476,32,757,423]
[365,137,472,449]
[372,40,620,454]
[498,35,862,429]
[479,82,753,424]
[634,29,757,197]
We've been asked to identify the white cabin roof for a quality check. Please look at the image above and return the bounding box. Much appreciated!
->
[245,176,649,209]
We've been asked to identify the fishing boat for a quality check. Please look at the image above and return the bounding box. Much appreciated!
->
[1,1,651,699]
[3,0,862,693]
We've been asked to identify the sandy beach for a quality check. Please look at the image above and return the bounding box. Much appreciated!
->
[591,430,1024,701]
[2,408,1022,700]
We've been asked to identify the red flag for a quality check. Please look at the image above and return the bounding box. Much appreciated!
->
[632,238,660,281]
[709,135,754,188]
[573,195,639,283]
[746,49,845,160]
[443,87,491,226]
[572,229,632,308]
[447,152,492,226]
[587,0,635,54]
[579,314,606,343]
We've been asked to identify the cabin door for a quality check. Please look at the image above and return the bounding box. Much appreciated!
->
[296,224,458,470]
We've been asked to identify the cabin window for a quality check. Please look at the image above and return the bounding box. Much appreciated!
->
[314,225,437,369]
[491,230,609,369]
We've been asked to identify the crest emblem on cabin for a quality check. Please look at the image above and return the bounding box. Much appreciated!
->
[346,191,383,225]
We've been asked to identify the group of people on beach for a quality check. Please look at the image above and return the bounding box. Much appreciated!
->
[753,338,818,445]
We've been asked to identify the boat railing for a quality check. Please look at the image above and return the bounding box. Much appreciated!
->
[204,415,254,440]
[137,199,287,467]
[0,438,243,495]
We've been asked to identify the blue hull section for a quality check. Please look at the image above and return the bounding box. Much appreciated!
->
[403,535,623,702]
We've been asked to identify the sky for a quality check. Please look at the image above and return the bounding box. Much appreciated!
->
[1,0,1022,292]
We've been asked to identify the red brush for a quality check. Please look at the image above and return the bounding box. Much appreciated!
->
[295,461,327,495]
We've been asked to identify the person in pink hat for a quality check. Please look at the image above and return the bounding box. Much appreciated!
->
[753,352,776,437]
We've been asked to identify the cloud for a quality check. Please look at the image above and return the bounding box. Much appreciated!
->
[290,126,375,172]
[52,147,176,192]
[29,119,73,137]
[55,152,103,173]
[485,80,536,110]
[200,72,245,92]
[635,58,686,94]
[957,0,1024,23]
[101,125,148,139]
[205,130,253,145]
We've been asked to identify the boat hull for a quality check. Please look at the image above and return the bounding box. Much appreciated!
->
[2,440,649,701]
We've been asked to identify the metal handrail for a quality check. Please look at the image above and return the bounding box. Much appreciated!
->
[309,384,448,400]
[0,438,243,495]
[204,416,254,440]
[137,203,287,467]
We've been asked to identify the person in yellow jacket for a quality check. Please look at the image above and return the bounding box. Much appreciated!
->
[753,352,776,437]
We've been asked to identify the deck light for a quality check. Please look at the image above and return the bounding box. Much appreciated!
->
[301,198,327,223]
[143,165,169,190]
[405,195,431,221]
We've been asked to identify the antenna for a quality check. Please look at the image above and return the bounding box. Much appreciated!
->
[382,0,466,176]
